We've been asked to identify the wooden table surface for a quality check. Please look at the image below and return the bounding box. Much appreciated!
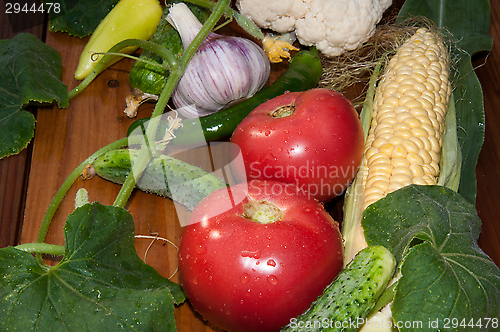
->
[1,1,499,331]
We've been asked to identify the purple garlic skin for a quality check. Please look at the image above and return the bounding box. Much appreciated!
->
[167,3,271,118]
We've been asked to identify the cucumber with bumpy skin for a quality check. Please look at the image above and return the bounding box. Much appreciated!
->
[282,246,396,332]
[93,148,226,210]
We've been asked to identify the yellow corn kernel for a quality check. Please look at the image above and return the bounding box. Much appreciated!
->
[406,152,425,165]
[401,139,420,153]
[392,144,408,158]
[379,143,395,156]
[392,167,413,178]
[418,149,433,163]
[390,173,413,185]
[409,164,426,177]
[372,137,388,148]
[390,157,410,169]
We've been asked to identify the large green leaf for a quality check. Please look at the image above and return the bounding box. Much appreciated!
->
[363,185,500,331]
[46,0,119,38]
[0,33,68,159]
[0,202,185,331]
[397,0,493,204]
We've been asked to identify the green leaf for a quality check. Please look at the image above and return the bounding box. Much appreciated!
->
[231,9,264,40]
[363,185,500,331]
[45,0,119,38]
[0,202,185,331]
[397,0,493,204]
[0,33,68,159]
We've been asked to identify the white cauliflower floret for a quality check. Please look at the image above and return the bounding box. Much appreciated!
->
[237,0,392,57]
[236,0,312,33]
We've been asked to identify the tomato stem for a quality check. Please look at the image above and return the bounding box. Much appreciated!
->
[242,199,282,224]
[270,104,295,118]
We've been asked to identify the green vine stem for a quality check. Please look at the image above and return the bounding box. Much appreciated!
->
[68,38,179,100]
[112,0,231,208]
[15,243,65,257]
[183,0,264,39]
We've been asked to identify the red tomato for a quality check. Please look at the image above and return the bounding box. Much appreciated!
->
[230,88,364,202]
[178,180,344,332]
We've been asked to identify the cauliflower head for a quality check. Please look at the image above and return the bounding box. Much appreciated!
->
[237,0,392,57]
[295,0,392,56]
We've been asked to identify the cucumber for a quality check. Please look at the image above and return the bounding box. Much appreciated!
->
[128,48,323,144]
[128,1,211,96]
[93,148,226,210]
[282,246,396,332]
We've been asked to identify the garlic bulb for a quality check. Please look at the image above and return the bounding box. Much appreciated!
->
[167,3,271,118]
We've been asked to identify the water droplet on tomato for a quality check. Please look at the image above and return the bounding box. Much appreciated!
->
[265,130,271,136]
[268,275,278,285]
[241,249,261,259]
[196,245,207,254]
[267,259,276,267]
[192,275,198,285]
[240,273,250,284]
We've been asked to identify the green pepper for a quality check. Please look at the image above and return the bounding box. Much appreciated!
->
[74,0,163,80]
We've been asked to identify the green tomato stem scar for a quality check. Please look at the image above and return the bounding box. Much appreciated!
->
[242,198,283,224]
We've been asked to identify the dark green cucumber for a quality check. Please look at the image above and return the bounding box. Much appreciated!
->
[128,47,323,144]
[128,1,211,95]
[93,148,226,210]
[282,246,396,332]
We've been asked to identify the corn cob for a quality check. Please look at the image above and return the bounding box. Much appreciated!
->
[343,28,453,264]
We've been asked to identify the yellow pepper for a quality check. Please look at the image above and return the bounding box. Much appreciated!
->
[74,0,163,80]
